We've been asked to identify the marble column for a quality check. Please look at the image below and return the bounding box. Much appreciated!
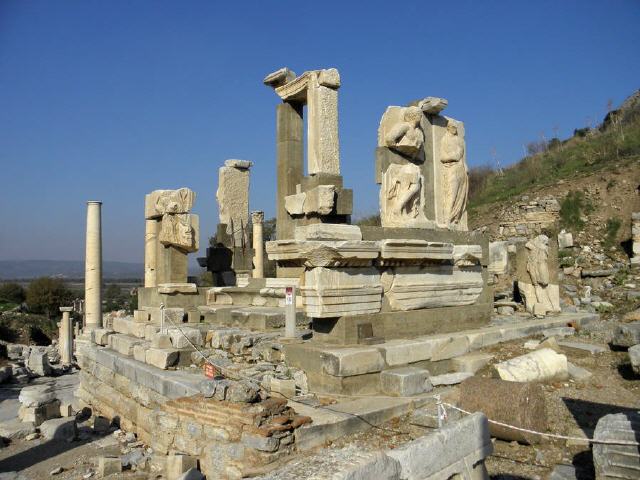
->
[84,201,102,331]
[58,307,73,364]
[144,219,158,287]
[251,211,265,278]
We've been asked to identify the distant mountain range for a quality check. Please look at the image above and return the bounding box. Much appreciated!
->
[0,260,144,280]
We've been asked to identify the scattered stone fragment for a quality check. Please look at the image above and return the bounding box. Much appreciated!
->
[581,268,616,277]
[18,384,55,407]
[567,362,592,381]
[549,464,577,480]
[542,327,575,339]
[25,432,39,441]
[429,372,473,386]
[537,337,562,353]
[612,321,640,348]
[40,417,77,442]
[27,350,52,376]
[524,340,540,350]
[451,352,493,374]
[227,380,260,403]
[495,348,568,382]
[629,344,640,375]
[49,467,63,475]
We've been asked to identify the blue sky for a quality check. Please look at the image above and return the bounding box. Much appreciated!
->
[1,0,639,264]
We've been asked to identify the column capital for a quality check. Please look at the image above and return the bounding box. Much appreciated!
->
[251,211,265,224]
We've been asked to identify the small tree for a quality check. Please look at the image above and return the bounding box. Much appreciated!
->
[26,277,72,318]
[0,282,26,304]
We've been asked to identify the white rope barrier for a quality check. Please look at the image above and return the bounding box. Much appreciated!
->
[437,399,640,447]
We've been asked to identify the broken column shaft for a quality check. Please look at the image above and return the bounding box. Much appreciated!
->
[251,211,265,278]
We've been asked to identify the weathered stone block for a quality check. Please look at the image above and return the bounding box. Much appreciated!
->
[612,321,640,348]
[151,333,173,349]
[380,367,431,397]
[451,352,493,374]
[98,456,122,477]
[168,327,203,349]
[629,344,640,375]
[40,417,77,442]
[166,453,198,480]
[321,347,386,377]
[294,223,362,241]
[145,348,179,370]
[495,348,568,382]
[92,328,112,346]
[241,432,279,452]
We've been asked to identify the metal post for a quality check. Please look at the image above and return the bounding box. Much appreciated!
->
[160,303,165,334]
[284,285,296,339]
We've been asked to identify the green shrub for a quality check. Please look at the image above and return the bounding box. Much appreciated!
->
[559,191,592,230]
[0,282,26,304]
[26,277,72,318]
[604,217,622,249]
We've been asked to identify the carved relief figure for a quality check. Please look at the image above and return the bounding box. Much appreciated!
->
[155,188,194,215]
[384,106,424,160]
[159,213,196,251]
[525,235,554,312]
[440,120,468,225]
[380,163,427,227]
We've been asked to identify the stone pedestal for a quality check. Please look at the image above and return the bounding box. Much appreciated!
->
[144,219,158,287]
[251,211,265,279]
[84,201,102,332]
[58,307,74,364]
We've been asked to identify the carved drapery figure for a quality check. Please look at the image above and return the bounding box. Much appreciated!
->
[381,163,427,227]
[384,106,424,160]
[159,213,196,252]
[154,188,195,216]
[440,121,468,225]
[525,235,554,312]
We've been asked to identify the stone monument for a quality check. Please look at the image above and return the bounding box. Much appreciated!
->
[517,234,561,316]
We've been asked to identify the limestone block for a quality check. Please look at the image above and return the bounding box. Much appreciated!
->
[567,362,592,381]
[98,457,122,477]
[387,413,492,480]
[380,367,431,397]
[217,161,251,247]
[266,239,379,267]
[167,327,203,348]
[269,378,297,398]
[558,230,573,249]
[629,344,640,375]
[145,188,195,219]
[321,347,386,376]
[159,213,199,253]
[133,310,150,323]
[27,350,51,376]
[430,336,470,361]
[381,265,483,311]
[19,401,60,425]
[133,344,149,362]
[284,192,306,215]
[429,372,473,386]
[151,333,173,349]
[109,334,143,357]
[495,348,568,382]
[303,185,336,215]
[241,432,279,452]
[453,244,483,266]
[308,80,340,175]
[157,283,198,294]
[145,348,179,370]
[166,453,198,480]
[378,338,440,366]
[451,352,493,374]
[294,223,362,241]
[488,241,508,275]
[40,417,77,441]
[18,385,55,407]
[378,239,453,264]
[302,267,382,318]
[112,317,131,335]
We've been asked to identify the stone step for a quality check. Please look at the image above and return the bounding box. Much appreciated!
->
[380,367,432,397]
[108,333,144,357]
[200,305,307,331]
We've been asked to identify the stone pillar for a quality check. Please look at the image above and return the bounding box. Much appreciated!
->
[276,102,303,241]
[251,211,265,278]
[58,307,73,364]
[84,201,102,331]
[307,80,340,175]
[144,219,158,287]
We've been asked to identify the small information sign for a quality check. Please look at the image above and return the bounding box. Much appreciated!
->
[285,286,294,305]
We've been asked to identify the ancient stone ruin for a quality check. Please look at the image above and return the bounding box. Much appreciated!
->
[69,67,605,479]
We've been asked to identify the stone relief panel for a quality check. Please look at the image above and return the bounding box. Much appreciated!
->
[216,160,252,247]
[380,163,429,228]
[439,119,469,228]
[378,106,425,161]
[159,213,199,253]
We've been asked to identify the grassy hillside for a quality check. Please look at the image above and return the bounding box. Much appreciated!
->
[469,92,640,211]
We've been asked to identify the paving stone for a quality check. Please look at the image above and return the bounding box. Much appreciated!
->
[40,417,77,442]
[429,372,473,386]
[380,367,431,397]
[558,341,607,354]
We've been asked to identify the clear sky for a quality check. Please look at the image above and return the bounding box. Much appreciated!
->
[1,0,639,265]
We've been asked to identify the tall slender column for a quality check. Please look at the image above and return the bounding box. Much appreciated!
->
[85,201,102,331]
[276,102,303,241]
[144,219,158,287]
[251,211,265,278]
[59,307,73,364]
